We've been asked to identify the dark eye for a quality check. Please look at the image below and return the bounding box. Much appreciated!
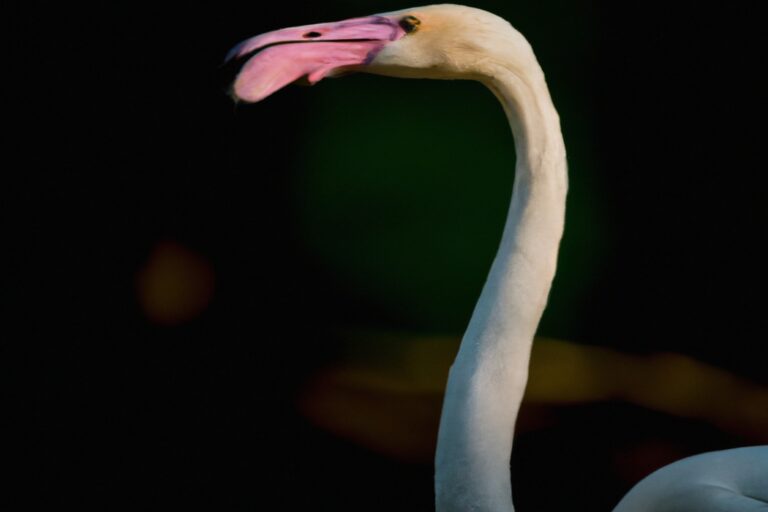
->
[399,15,421,33]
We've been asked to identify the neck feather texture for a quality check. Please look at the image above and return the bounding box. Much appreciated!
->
[434,61,568,512]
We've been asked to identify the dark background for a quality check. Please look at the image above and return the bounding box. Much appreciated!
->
[12,1,765,510]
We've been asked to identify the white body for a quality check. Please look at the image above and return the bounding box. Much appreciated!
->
[613,446,768,512]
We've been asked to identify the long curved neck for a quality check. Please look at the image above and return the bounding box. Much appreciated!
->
[434,61,568,512]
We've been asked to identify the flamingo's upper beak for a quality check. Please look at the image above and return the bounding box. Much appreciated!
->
[226,16,406,103]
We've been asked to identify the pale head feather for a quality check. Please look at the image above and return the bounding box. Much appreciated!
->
[367,4,541,83]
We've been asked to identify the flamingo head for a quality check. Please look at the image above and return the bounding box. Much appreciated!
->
[226,4,535,103]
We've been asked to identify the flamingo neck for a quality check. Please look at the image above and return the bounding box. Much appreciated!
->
[434,63,567,512]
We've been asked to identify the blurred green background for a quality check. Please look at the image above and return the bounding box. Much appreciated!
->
[293,71,601,335]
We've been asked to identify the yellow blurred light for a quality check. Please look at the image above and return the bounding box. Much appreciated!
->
[298,330,768,463]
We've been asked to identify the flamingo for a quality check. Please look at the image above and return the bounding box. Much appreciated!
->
[226,5,768,511]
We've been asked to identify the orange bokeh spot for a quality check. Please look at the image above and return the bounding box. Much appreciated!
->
[136,241,215,325]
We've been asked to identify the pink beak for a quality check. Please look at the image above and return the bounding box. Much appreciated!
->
[226,16,406,103]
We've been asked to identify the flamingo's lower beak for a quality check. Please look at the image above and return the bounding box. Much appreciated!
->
[226,16,405,103]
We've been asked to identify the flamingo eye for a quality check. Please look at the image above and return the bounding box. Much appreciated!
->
[399,15,421,33]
